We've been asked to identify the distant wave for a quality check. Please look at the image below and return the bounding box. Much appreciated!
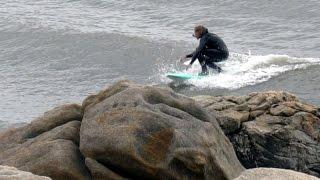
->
[157,53,320,89]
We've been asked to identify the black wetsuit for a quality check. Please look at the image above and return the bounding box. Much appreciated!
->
[186,30,229,73]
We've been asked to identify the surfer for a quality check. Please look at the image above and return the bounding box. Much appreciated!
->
[180,25,229,75]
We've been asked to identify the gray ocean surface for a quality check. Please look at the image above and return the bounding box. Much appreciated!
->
[1,0,320,128]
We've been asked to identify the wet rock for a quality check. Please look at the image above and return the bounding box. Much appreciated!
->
[80,80,244,180]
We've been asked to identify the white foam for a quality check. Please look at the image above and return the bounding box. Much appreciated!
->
[157,53,320,89]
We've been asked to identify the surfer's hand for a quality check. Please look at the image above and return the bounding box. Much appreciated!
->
[179,56,187,62]
[186,64,192,71]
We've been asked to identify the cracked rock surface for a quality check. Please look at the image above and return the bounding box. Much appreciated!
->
[193,91,320,177]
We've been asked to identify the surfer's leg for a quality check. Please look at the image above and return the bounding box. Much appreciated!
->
[203,49,228,73]
[206,61,222,73]
[203,49,229,61]
[198,54,209,74]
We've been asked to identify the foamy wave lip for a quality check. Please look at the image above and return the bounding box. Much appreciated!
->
[157,53,320,89]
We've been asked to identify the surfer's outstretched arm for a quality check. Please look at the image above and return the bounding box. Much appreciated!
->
[179,52,194,63]
[185,52,194,58]
[179,51,193,64]
[190,37,207,65]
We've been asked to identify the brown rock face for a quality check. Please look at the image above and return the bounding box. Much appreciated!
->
[80,80,244,180]
[0,104,90,180]
[85,158,127,180]
[193,91,320,177]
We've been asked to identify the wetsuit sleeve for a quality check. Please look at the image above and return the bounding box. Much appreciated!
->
[190,37,207,65]
[185,52,194,58]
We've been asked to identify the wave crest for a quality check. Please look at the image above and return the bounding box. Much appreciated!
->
[157,53,320,89]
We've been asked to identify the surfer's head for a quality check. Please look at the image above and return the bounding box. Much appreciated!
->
[193,25,208,39]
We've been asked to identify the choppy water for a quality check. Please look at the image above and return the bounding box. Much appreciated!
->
[1,0,320,128]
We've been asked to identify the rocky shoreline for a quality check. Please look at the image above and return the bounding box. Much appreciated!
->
[193,91,320,177]
[0,80,319,180]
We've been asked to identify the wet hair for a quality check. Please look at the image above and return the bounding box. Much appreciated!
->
[194,25,208,36]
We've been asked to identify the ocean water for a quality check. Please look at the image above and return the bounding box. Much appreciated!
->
[1,0,319,128]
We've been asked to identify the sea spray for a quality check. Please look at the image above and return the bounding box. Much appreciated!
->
[157,52,320,89]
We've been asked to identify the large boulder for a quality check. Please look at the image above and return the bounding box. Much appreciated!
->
[80,80,244,180]
[0,165,51,180]
[234,168,319,180]
[193,91,320,177]
[0,104,90,180]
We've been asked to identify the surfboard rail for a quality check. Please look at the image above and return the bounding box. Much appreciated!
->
[166,72,206,81]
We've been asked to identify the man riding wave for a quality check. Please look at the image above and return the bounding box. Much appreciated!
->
[180,25,229,75]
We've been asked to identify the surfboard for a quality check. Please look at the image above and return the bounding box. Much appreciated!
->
[166,72,206,81]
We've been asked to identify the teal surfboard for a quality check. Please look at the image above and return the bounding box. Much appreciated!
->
[166,72,206,81]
